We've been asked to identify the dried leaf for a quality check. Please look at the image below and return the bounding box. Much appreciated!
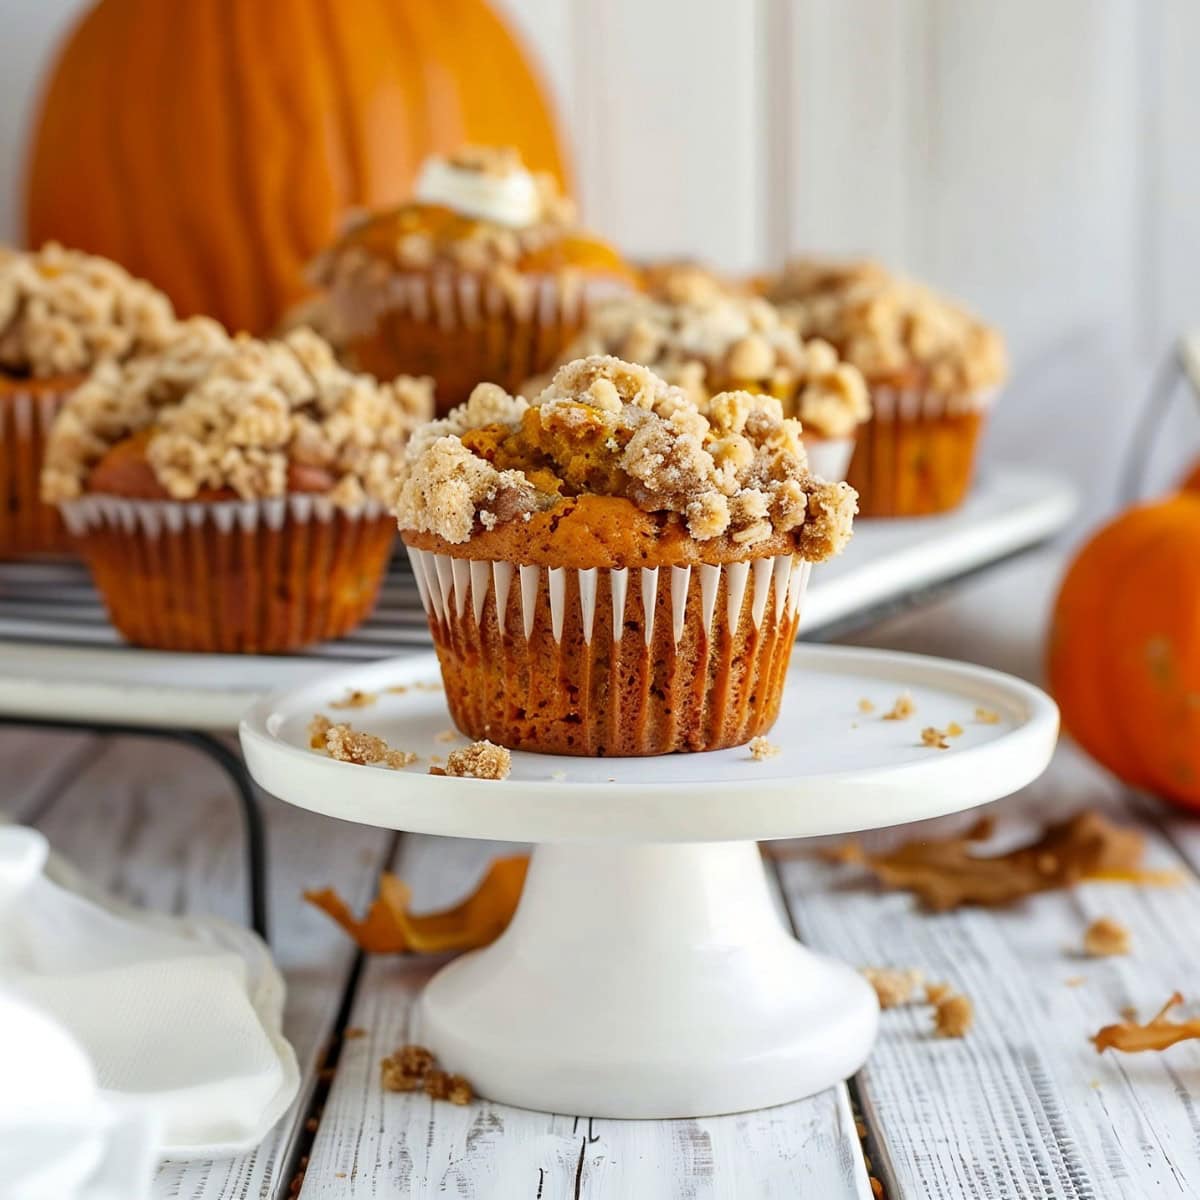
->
[855,810,1151,911]
[304,855,529,954]
[1092,993,1200,1054]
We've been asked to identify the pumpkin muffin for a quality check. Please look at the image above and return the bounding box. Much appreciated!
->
[767,258,1006,516]
[311,146,635,416]
[0,243,176,556]
[395,355,857,756]
[530,288,870,481]
[42,321,432,652]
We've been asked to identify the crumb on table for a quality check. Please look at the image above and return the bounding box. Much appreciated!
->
[925,980,952,1005]
[1083,915,1131,957]
[443,740,512,780]
[934,992,973,1037]
[748,735,780,761]
[858,698,876,714]
[380,1043,473,1105]
[883,691,915,721]
[862,966,924,1009]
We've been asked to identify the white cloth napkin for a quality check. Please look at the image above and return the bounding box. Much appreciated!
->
[0,826,299,1170]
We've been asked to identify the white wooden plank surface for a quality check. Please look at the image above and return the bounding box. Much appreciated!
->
[773,743,1200,1200]
[0,730,391,1200]
[300,834,873,1200]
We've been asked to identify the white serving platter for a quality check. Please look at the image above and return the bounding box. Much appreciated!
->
[0,466,1073,731]
[239,644,1059,1118]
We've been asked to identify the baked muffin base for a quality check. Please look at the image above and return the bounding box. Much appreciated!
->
[342,270,627,414]
[407,546,810,756]
[846,386,992,517]
[0,374,78,557]
[62,495,395,652]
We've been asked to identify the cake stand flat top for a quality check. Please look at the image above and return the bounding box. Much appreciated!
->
[239,645,1059,844]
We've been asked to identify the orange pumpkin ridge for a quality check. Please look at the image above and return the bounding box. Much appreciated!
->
[25,0,569,334]
[1049,494,1200,810]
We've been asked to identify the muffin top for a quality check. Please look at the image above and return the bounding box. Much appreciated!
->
[395,355,857,568]
[766,257,1006,393]
[42,321,433,508]
[638,260,742,306]
[0,242,176,380]
[311,146,632,297]
[536,292,870,439]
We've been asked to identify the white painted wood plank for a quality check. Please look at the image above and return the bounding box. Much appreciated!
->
[566,0,765,272]
[302,834,871,1199]
[21,732,391,1200]
[774,742,1200,1200]
[774,0,920,266]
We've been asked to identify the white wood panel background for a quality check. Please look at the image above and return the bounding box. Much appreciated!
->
[3,0,1200,502]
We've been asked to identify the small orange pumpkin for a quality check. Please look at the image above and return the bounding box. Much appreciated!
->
[1180,460,1200,493]
[1048,494,1200,809]
[24,0,568,334]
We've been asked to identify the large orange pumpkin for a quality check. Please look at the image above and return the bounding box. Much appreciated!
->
[24,0,568,334]
[1048,494,1200,810]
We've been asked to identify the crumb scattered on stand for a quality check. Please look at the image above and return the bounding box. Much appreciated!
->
[883,691,915,721]
[435,729,459,743]
[920,726,950,750]
[385,684,408,695]
[858,698,876,714]
[1065,976,1086,988]
[310,714,418,769]
[862,966,924,1009]
[330,688,376,709]
[551,770,567,782]
[749,735,780,761]
[441,740,512,780]
[975,706,1000,724]
[381,1043,472,1104]
[1083,916,1131,957]
[1092,993,1200,1054]
[946,721,964,738]
[934,993,974,1038]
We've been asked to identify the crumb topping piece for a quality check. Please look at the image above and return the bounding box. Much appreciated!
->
[545,292,870,438]
[933,992,974,1038]
[310,714,418,769]
[0,242,176,380]
[395,355,857,556]
[443,739,512,780]
[42,323,432,506]
[380,1043,473,1105]
[1083,916,1131,957]
[748,735,780,761]
[766,257,1006,393]
[862,966,924,1009]
[921,727,951,750]
[882,692,915,721]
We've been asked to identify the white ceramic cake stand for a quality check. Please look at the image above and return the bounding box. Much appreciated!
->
[240,645,1058,1119]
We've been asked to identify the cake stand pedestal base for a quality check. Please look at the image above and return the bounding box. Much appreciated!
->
[418,840,878,1119]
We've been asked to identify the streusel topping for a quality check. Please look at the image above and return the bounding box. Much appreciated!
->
[541,293,870,438]
[767,257,1006,393]
[309,148,604,300]
[42,322,432,506]
[0,242,176,380]
[395,355,856,556]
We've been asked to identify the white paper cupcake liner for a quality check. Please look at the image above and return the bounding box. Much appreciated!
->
[802,435,855,482]
[869,384,998,421]
[1,384,74,555]
[405,547,811,648]
[58,493,388,539]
